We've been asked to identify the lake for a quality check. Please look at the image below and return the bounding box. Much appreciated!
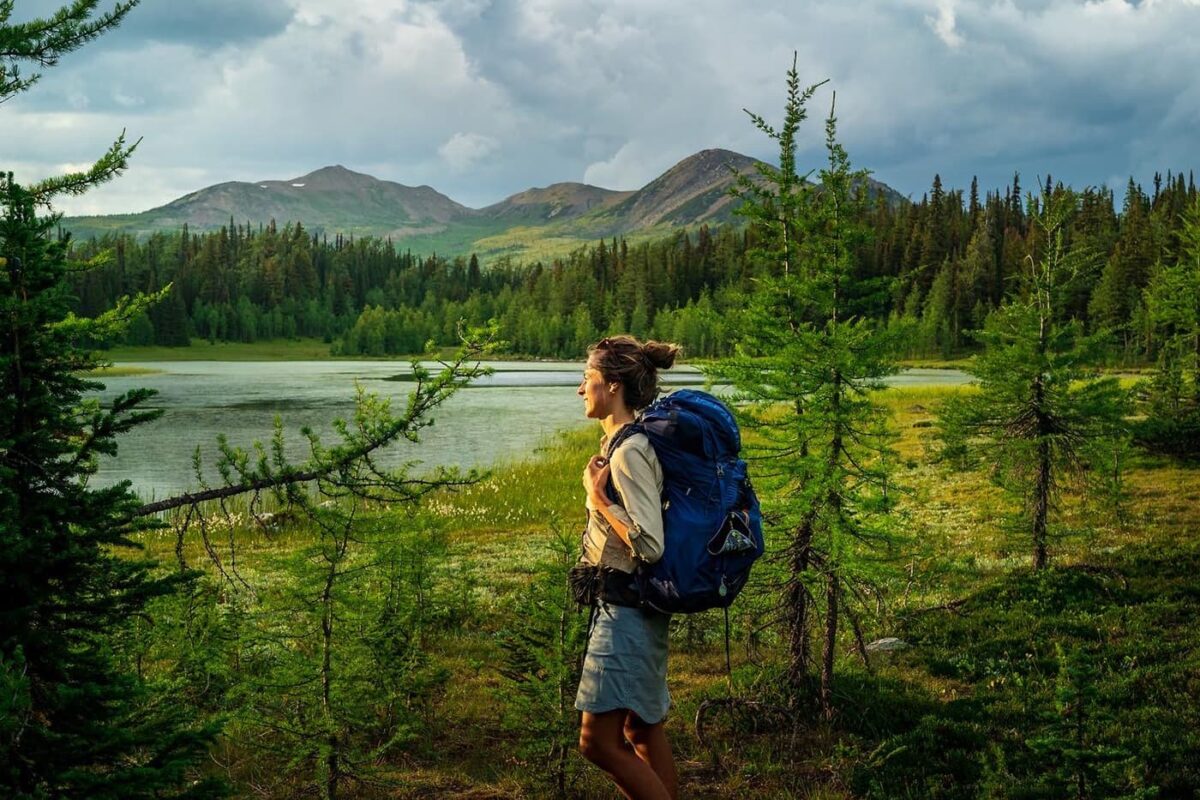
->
[90,361,971,499]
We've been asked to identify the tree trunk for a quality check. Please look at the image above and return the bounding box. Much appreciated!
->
[321,548,341,800]
[819,362,844,720]
[1033,307,1051,571]
[787,393,814,699]
[786,514,814,694]
[820,571,838,721]
[1033,433,1051,571]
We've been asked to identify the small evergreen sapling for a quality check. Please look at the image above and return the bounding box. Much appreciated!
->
[938,188,1130,570]
[1024,645,1156,800]
[497,524,589,798]
[710,58,901,718]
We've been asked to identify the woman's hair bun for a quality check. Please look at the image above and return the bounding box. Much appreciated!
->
[641,340,680,370]
[588,335,681,409]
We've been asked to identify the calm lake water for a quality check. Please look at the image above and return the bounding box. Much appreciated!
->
[90,361,970,499]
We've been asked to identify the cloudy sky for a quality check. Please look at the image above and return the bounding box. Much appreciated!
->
[4,0,1199,215]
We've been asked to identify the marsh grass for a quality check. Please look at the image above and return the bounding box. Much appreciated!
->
[103,337,337,361]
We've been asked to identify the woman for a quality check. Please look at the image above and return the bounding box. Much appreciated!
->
[575,334,680,800]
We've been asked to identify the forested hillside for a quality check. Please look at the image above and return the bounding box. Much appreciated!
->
[71,169,1198,362]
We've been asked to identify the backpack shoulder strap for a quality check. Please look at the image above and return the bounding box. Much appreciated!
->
[602,421,644,505]
[603,421,644,460]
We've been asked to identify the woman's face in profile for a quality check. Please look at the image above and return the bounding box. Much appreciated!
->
[578,363,614,420]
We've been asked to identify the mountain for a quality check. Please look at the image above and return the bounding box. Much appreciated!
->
[521,149,905,241]
[66,165,471,240]
[61,151,907,259]
[477,183,632,224]
[572,149,761,235]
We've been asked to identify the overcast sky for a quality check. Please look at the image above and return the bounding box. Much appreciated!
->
[3,0,1199,215]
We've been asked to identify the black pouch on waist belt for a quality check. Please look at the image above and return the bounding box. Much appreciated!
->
[568,563,600,607]
[568,563,641,608]
[598,566,642,607]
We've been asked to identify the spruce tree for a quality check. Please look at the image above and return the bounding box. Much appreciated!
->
[938,188,1129,569]
[1139,195,1200,455]
[2,3,224,796]
[711,59,899,717]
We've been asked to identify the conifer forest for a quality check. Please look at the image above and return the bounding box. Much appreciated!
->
[70,168,1199,367]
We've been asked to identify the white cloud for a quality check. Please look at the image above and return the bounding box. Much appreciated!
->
[926,0,965,48]
[583,141,685,191]
[439,132,500,171]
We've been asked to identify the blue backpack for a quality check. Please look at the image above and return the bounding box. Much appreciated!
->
[605,389,765,614]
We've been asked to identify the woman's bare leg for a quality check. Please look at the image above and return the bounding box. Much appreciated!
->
[624,712,678,800]
[579,710,671,800]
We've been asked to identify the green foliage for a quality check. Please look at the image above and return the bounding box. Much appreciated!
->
[710,58,900,715]
[938,188,1131,569]
[1024,644,1154,800]
[65,163,1200,368]
[1130,409,1200,461]
[858,550,1196,799]
[126,332,493,798]
[0,2,227,794]
[1089,181,1158,359]
[1136,195,1200,457]
[221,513,460,797]
[0,1,133,97]
[854,716,987,800]
[96,382,1200,798]
[496,524,589,798]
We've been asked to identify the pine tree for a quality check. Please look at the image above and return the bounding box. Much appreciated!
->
[711,59,899,717]
[1025,645,1153,800]
[2,5,230,795]
[497,525,588,798]
[1138,195,1200,455]
[938,189,1129,570]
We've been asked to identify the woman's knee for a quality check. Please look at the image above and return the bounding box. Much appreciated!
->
[579,718,618,766]
[578,728,603,765]
[623,713,661,749]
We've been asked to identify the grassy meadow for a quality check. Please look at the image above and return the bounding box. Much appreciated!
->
[102,337,340,361]
[100,338,581,362]
[140,382,1200,799]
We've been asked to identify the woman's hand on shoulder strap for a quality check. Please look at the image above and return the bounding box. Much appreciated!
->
[583,455,611,508]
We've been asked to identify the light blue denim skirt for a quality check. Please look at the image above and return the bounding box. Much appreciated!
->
[575,603,671,724]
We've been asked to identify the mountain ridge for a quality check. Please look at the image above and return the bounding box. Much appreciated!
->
[62,150,906,259]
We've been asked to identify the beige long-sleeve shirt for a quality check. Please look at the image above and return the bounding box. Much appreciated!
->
[581,426,665,573]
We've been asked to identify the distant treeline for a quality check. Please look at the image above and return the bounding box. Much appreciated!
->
[69,169,1199,360]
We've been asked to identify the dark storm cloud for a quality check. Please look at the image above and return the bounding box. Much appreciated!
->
[111,0,294,48]
[3,0,1199,216]
[13,0,295,49]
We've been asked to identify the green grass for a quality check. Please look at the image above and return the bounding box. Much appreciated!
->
[134,384,1200,798]
[104,338,337,361]
[897,356,975,370]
